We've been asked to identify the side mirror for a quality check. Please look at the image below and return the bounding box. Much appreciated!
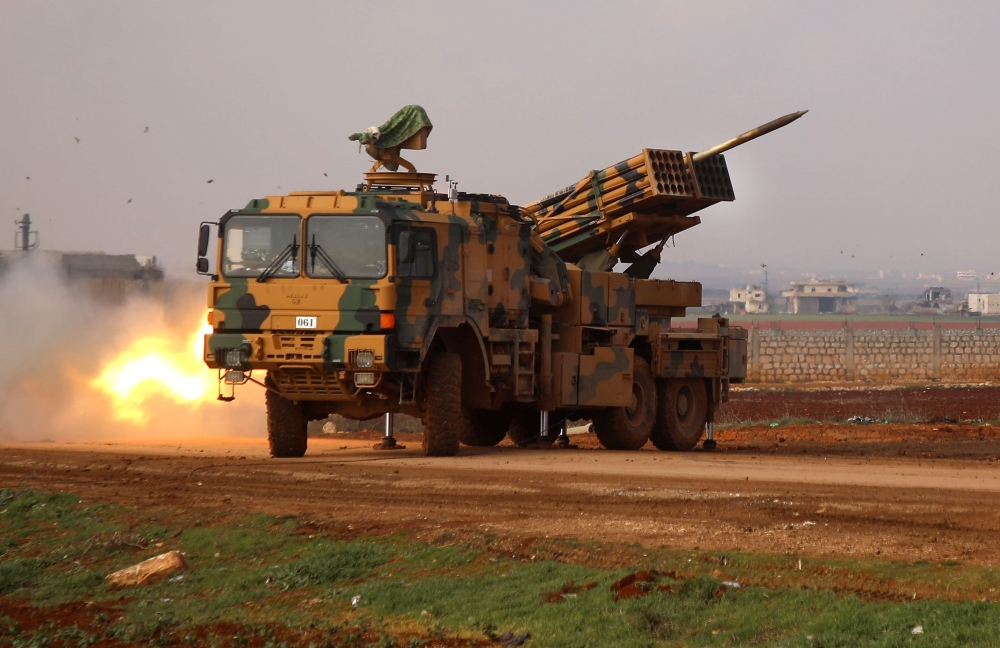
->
[198,224,211,257]
[196,257,209,274]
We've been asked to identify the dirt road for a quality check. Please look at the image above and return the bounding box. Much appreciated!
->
[5,424,1000,568]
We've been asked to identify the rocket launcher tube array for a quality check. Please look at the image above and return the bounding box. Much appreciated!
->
[527,111,806,263]
[531,153,646,211]
[535,177,653,231]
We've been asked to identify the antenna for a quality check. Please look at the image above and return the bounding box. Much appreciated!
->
[14,213,39,251]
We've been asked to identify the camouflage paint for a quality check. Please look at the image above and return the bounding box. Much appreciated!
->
[607,275,635,327]
[202,150,749,411]
[577,346,633,406]
[213,277,270,331]
[321,334,351,369]
[661,351,719,378]
[524,148,737,263]
[579,271,607,326]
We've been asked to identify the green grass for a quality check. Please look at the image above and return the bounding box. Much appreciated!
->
[4,488,1000,646]
[717,416,819,430]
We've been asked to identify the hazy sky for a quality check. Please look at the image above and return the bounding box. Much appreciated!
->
[2,1,998,279]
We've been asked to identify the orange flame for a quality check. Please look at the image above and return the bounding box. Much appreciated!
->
[91,317,216,424]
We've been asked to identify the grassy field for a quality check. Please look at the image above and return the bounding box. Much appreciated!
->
[3,488,1000,647]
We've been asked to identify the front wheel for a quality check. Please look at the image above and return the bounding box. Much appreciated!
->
[266,375,309,458]
[423,353,467,456]
[591,356,656,450]
[651,378,707,451]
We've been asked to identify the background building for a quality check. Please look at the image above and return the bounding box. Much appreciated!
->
[967,293,1000,316]
[782,281,858,314]
[729,285,769,314]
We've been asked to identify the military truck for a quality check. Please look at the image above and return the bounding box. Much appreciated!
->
[198,106,804,457]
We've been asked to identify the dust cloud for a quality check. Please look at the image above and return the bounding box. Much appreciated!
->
[0,256,264,442]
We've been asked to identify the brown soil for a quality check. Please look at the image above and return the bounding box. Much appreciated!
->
[722,385,1000,423]
[5,413,1000,570]
[542,580,599,604]
[610,571,678,600]
[0,595,493,647]
[8,384,1000,640]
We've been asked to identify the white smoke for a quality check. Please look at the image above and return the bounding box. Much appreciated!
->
[0,255,264,442]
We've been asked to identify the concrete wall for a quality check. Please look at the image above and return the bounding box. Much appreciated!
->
[748,324,1000,383]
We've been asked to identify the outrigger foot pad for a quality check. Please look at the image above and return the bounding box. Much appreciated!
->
[702,439,718,451]
[555,435,577,449]
[374,438,406,450]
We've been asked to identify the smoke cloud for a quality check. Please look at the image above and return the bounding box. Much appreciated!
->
[0,256,264,442]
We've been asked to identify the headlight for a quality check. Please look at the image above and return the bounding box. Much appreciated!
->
[354,350,375,368]
[221,347,249,369]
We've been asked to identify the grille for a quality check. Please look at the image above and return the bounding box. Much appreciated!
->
[272,367,344,397]
[277,335,316,350]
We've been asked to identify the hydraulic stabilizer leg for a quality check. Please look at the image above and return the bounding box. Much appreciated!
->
[375,412,406,450]
[555,418,570,447]
[703,422,717,451]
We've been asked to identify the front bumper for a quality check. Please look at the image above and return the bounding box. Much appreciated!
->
[205,331,392,399]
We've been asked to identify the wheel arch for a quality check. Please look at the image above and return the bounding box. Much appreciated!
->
[629,336,653,363]
[424,319,491,409]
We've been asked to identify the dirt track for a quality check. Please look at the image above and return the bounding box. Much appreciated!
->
[5,421,1000,568]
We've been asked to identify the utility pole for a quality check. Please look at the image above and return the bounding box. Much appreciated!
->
[14,214,38,251]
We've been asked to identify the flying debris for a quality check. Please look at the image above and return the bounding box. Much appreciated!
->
[206,179,214,184]
[144,126,149,133]
[324,173,328,177]
[74,137,80,143]
[127,198,132,204]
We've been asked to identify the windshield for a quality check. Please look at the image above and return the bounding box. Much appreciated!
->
[222,215,301,278]
[306,216,387,279]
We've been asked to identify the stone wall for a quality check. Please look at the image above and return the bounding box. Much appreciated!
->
[748,325,1000,383]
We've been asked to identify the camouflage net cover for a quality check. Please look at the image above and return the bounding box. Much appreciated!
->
[348,105,433,149]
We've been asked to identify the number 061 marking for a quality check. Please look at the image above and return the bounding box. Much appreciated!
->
[296,316,317,329]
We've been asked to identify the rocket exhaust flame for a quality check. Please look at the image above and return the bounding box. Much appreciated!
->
[91,320,216,424]
[0,256,264,442]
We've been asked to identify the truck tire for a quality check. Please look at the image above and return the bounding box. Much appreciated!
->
[651,378,707,451]
[266,376,308,458]
[591,356,656,450]
[461,408,514,447]
[507,408,557,447]
[423,352,465,456]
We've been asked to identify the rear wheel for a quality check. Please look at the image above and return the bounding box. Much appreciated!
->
[461,408,514,447]
[651,378,707,451]
[423,353,466,456]
[266,375,309,458]
[592,356,656,450]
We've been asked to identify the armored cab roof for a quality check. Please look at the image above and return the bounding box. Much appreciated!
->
[240,187,522,226]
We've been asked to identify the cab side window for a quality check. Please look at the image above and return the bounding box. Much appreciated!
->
[395,227,436,278]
